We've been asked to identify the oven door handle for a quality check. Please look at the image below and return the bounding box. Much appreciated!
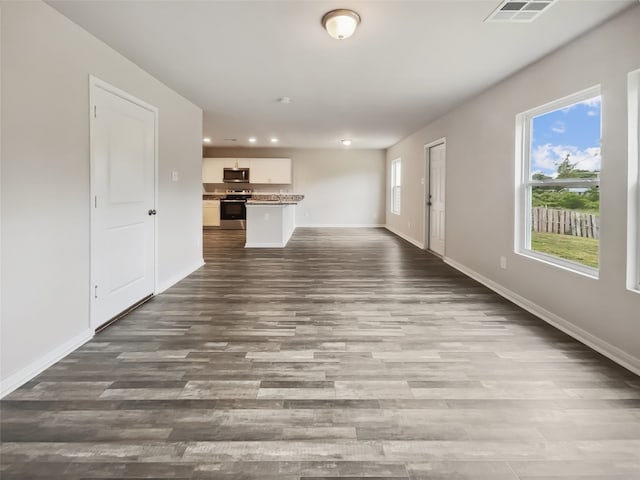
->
[221,200,246,203]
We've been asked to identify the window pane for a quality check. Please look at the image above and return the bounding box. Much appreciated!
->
[529,95,601,268]
[391,159,401,214]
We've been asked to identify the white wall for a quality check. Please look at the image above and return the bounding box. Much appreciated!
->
[386,6,640,372]
[204,147,386,227]
[0,1,203,395]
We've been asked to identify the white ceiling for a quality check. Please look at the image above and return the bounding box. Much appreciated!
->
[48,0,634,150]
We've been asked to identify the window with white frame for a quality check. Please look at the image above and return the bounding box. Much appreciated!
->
[516,86,601,275]
[391,158,401,215]
[628,69,640,292]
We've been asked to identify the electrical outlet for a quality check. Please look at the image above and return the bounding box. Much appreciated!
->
[171,171,179,182]
[500,256,507,269]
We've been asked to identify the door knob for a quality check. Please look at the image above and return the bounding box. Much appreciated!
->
[148,209,157,215]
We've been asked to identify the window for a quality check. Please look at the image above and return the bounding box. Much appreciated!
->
[628,69,640,292]
[391,158,401,214]
[516,86,601,275]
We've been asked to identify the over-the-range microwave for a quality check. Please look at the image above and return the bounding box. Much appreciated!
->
[223,167,250,183]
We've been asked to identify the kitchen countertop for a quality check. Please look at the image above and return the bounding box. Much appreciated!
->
[246,200,300,205]
[248,193,304,205]
[203,193,304,204]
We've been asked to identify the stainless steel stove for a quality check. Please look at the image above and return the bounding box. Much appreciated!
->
[220,190,253,230]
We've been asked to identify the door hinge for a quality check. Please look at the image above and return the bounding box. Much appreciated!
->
[94,105,97,118]
[94,285,98,299]
[94,195,97,208]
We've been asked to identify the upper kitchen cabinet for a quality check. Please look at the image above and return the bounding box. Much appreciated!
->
[202,157,291,184]
[249,158,291,184]
[203,158,230,183]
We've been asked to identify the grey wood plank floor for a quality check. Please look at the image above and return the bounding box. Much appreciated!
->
[1,228,639,479]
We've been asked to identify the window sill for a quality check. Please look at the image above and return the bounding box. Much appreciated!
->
[516,249,599,280]
[626,285,640,295]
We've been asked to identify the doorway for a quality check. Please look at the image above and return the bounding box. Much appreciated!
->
[89,77,158,330]
[425,139,446,256]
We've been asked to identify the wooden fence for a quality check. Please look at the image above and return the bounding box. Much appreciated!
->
[532,207,599,239]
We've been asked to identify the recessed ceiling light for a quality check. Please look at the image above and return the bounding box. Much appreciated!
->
[203,137,211,143]
[341,139,352,146]
[270,137,279,143]
[248,137,257,143]
[277,97,292,104]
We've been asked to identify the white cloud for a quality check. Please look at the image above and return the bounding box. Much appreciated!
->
[587,110,598,116]
[551,121,566,133]
[532,143,601,177]
[560,96,601,114]
[580,96,601,108]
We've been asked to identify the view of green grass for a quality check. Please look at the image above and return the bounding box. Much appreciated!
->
[531,232,599,269]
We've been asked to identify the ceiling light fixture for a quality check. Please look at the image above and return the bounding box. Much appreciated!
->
[341,139,352,146]
[270,137,279,143]
[322,9,361,40]
[203,137,211,143]
[248,137,257,143]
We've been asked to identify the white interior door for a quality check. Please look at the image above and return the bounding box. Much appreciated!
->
[428,142,446,256]
[90,79,156,330]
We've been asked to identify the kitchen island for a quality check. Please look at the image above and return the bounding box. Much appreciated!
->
[245,194,304,248]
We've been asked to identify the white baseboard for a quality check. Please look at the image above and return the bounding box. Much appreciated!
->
[1,328,94,399]
[385,225,425,249]
[296,224,385,228]
[444,256,640,376]
[156,259,205,294]
[245,242,286,248]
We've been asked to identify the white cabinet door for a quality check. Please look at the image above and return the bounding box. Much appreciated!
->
[269,158,292,184]
[203,200,220,226]
[249,158,272,184]
[203,158,238,183]
[249,158,291,184]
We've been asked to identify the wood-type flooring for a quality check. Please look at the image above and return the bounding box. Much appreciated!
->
[1,228,639,479]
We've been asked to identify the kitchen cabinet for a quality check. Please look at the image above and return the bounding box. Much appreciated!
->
[202,157,291,184]
[202,158,250,183]
[249,158,291,184]
[203,199,220,227]
[203,158,227,183]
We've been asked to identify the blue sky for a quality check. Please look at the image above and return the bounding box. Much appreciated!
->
[530,96,601,177]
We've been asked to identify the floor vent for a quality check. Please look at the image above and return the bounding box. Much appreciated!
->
[485,0,557,22]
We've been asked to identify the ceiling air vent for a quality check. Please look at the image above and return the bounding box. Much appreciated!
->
[485,0,557,22]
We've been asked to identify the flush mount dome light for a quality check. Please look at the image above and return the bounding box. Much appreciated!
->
[322,9,361,40]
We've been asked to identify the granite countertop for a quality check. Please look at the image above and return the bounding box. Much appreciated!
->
[202,193,225,200]
[246,200,300,205]
[248,193,304,205]
[203,193,304,204]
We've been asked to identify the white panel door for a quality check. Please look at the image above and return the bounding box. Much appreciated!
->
[428,143,446,256]
[90,81,156,330]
